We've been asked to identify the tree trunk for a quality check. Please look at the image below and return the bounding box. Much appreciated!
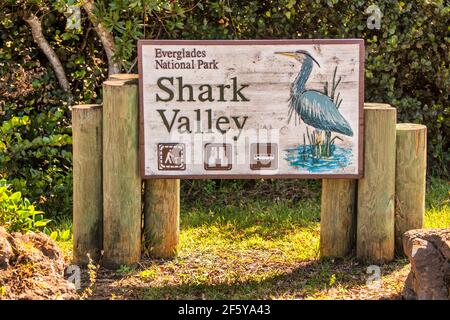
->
[82,1,121,75]
[24,13,71,95]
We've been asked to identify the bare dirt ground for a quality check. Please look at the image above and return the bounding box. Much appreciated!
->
[0,227,76,299]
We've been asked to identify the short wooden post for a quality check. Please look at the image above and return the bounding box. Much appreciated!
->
[108,74,135,81]
[102,74,141,268]
[395,123,427,255]
[143,179,180,258]
[357,103,397,264]
[72,104,103,265]
[320,179,356,257]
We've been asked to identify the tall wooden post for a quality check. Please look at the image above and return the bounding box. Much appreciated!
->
[320,179,356,257]
[395,123,427,255]
[102,74,141,268]
[143,179,180,258]
[357,103,397,264]
[72,104,103,265]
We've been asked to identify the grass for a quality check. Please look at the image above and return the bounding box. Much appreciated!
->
[424,176,450,228]
[55,177,449,300]
[50,216,73,258]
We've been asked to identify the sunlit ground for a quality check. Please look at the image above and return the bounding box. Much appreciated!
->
[57,177,448,300]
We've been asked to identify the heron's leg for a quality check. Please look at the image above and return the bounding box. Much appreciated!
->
[324,131,332,156]
[313,130,323,157]
[315,130,323,145]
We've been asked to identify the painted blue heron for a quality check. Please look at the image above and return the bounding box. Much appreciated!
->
[275,50,353,137]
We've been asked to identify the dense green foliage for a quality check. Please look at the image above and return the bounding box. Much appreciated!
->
[1,0,106,216]
[0,0,448,217]
[0,179,50,233]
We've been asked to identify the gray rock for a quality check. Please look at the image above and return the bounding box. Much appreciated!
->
[403,228,450,300]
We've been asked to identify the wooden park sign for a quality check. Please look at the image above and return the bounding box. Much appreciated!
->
[73,39,427,267]
[138,39,364,178]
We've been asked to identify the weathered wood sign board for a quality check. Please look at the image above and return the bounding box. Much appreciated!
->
[138,39,364,178]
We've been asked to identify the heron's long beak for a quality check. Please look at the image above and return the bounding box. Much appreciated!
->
[275,52,297,58]
[275,50,321,68]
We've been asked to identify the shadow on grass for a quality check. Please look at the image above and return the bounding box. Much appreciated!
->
[425,177,449,209]
[85,178,423,300]
[86,257,408,300]
[180,198,321,241]
[142,259,342,300]
[181,179,322,210]
[140,258,408,300]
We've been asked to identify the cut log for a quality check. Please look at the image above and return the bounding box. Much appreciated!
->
[395,123,427,255]
[102,74,141,268]
[320,179,356,257]
[357,103,397,264]
[143,179,180,258]
[72,104,103,265]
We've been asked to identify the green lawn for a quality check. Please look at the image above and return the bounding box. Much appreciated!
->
[424,177,450,228]
[59,177,449,300]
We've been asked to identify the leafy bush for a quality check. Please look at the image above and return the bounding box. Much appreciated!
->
[96,0,448,174]
[0,1,106,217]
[0,0,448,220]
[0,179,50,233]
[0,112,73,217]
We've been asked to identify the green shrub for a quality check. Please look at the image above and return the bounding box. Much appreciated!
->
[0,112,73,217]
[0,0,448,220]
[0,2,106,217]
[94,0,450,176]
[0,179,50,233]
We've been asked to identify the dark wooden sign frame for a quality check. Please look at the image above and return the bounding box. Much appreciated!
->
[138,39,364,179]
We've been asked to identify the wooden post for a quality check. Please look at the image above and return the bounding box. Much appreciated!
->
[72,104,103,265]
[357,103,397,264]
[320,179,356,257]
[102,74,141,268]
[395,123,427,255]
[143,179,180,258]
[108,74,135,81]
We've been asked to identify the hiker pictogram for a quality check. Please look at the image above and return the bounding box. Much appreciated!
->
[158,143,186,170]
